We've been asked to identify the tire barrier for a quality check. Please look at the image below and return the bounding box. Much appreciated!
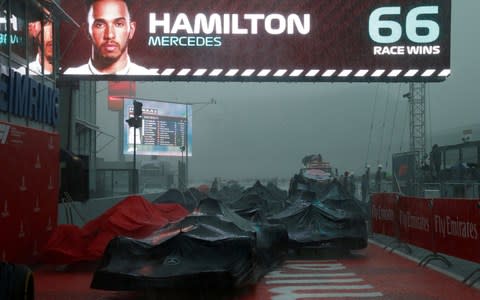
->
[371,193,480,286]
[0,262,35,300]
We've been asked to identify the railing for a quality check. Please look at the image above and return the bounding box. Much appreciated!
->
[92,169,137,198]
[374,178,480,198]
[90,168,174,199]
[423,182,480,199]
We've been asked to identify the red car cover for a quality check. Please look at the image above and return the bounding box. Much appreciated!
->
[40,195,188,264]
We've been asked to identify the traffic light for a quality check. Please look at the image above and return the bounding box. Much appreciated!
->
[126,118,134,127]
[126,117,142,128]
[133,100,143,118]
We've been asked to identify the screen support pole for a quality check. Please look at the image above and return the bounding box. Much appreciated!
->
[133,127,137,193]
[185,105,189,189]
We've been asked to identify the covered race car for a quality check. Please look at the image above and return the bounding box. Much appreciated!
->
[228,180,288,220]
[270,179,367,250]
[288,154,334,198]
[91,214,257,290]
[153,187,207,212]
[91,197,288,291]
[274,155,367,251]
[39,195,188,264]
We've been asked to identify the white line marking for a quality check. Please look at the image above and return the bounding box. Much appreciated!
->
[286,260,338,263]
[270,284,374,291]
[266,278,363,285]
[270,284,373,291]
[266,271,356,278]
[267,259,384,298]
[271,292,383,299]
[285,263,346,271]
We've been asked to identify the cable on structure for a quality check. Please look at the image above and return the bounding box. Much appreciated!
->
[365,83,380,169]
[385,84,402,169]
[377,84,391,166]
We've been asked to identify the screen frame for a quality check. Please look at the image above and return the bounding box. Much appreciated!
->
[122,98,193,157]
[58,0,452,83]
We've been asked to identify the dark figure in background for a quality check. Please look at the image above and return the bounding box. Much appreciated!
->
[452,161,467,180]
[365,165,370,185]
[375,164,383,192]
[349,172,356,196]
[430,144,441,179]
[210,178,219,193]
[343,171,349,190]
[361,173,368,202]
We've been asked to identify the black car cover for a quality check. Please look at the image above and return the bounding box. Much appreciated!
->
[91,197,288,290]
[269,180,367,250]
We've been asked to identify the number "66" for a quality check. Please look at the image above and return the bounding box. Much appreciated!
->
[369,6,440,44]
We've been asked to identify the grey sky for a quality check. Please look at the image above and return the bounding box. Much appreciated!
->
[97,1,479,183]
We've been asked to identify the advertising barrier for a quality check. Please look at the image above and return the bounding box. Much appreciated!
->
[397,196,432,250]
[371,193,397,237]
[432,199,480,262]
[372,193,480,265]
[0,121,60,264]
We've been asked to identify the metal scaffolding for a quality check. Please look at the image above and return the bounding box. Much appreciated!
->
[404,82,427,195]
[408,82,427,166]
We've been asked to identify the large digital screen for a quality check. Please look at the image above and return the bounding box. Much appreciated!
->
[59,0,451,82]
[123,98,192,157]
[0,1,55,75]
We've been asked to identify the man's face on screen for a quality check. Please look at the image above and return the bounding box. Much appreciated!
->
[88,0,136,64]
[28,19,53,63]
[42,21,54,62]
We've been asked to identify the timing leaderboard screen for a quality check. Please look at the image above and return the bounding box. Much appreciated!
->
[123,98,192,157]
